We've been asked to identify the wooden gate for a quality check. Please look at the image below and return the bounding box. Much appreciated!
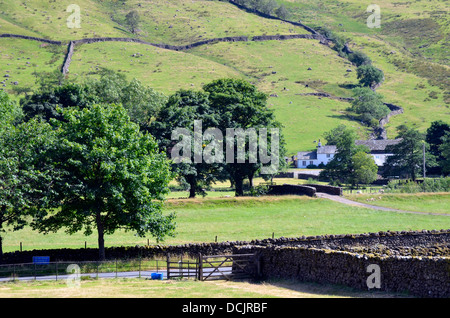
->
[166,253,259,281]
[198,253,259,281]
[166,255,198,280]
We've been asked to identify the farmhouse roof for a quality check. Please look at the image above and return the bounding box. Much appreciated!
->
[355,139,401,152]
[296,151,317,160]
[317,145,337,154]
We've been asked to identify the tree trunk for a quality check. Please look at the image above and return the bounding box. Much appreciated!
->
[0,234,3,265]
[186,175,197,198]
[248,173,254,189]
[234,176,244,197]
[96,210,106,261]
[0,217,3,264]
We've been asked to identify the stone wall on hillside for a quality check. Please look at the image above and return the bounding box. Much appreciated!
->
[0,34,62,45]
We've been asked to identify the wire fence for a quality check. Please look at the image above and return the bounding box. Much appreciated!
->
[342,187,384,195]
[0,258,167,282]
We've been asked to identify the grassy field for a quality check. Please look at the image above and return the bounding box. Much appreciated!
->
[1,0,448,155]
[0,278,411,298]
[3,195,449,253]
[68,41,244,95]
[345,192,450,214]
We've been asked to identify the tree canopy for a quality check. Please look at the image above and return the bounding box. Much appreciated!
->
[33,103,175,260]
[203,78,286,196]
[0,92,55,262]
[356,64,384,88]
[150,89,224,198]
[350,87,390,127]
[383,125,436,180]
[21,70,166,128]
[319,125,371,185]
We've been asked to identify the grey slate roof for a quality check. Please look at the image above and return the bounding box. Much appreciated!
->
[355,139,401,152]
[296,151,317,160]
[317,145,337,154]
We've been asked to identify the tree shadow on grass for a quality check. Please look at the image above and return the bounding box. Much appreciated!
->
[245,279,414,298]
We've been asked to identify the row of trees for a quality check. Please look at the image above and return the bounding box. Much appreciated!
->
[319,120,450,186]
[0,73,286,261]
[150,79,286,198]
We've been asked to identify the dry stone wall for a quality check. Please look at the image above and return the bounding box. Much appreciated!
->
[235,244,449,298]
[0,34,62,45]
[267,184,317,197]
[2,229,448,297]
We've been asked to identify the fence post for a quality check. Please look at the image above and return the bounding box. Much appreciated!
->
[166,255,170,280]
[115,259,118,279]
[55,262,58,281]
[139,258,141,279]
[198,254,203,281]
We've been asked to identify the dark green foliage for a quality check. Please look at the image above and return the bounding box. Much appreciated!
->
[275,4,289,19]
[150,89,223,198]
[383,125,436,180]
[21,70,166,128]
[426,120,450,175]
[348,51,372,67]
[203,78,287,196]
[350,87,390,126]
[33,104,175,260]
[20,82,97,122]
[356,64,384,88]
[319,125,371,185]
[0,92,56,262]
[125,10,140,33]
[438,131,450,176]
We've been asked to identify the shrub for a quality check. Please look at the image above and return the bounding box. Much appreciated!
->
[385,177,450,193]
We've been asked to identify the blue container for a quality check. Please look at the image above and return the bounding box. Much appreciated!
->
[151,273,164,280]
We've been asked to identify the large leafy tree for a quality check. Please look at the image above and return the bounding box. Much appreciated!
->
[0,92,55,263]
[356,64,384,88]
[438,131,450,176]
[319,125,370,185]
[21,70,166,129]
[383,125,436,180]
[150,89,224,198]
[34,104,175,260]
[351,151,378,186]
[350,87,390,127]
[86,70,167,128]
[125,10,140,34]
[20,82,97,122]
[426,120,450,175]
[203,79,286,196]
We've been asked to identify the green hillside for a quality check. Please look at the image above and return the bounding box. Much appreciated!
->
[0,0,448,155]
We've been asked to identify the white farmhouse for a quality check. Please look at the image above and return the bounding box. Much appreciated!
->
[355,139,401,166]
[295,139,401,168]
[296,140,336,168]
